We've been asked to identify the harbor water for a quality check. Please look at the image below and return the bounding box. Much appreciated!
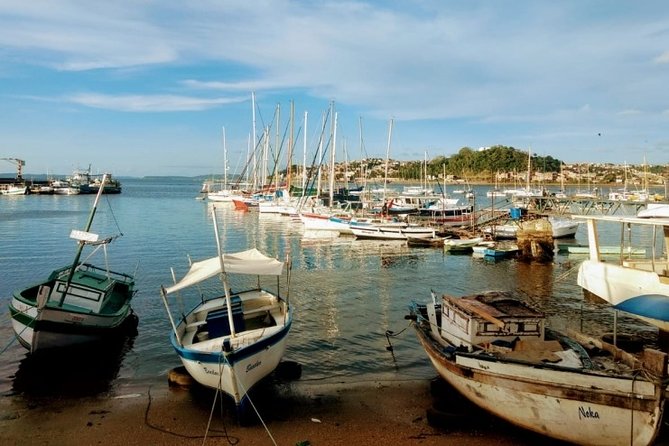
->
[0,178,660,400]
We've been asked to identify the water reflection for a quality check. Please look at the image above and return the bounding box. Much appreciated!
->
[11,332,137,398]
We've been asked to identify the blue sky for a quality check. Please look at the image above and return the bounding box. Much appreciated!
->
[1,1,667,177]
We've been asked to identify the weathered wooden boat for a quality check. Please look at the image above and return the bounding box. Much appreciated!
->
[9,175,137,352]
[159,206,292,420]
[408,290,668,446]
[483,243,519,259]
[406,235,445,247]
[575,214,669,330]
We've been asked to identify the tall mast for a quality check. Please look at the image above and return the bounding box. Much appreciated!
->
[359,117,366,197]
[383,118,394,201]
[526,146,532,191]
[60,174,108,306]
[287,100,294,190]
[211,207,236,338]
[274,103,280,188]
[329,102,337,208]
[251,92,257,191]
[222,126,227,188]
[302,111,308,190]
[317,113,324,197]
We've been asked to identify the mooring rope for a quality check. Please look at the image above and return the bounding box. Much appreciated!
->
[224,351,278,446]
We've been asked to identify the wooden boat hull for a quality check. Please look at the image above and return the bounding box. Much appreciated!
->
[413,319,665,446]
[9,266,135,352]
[10,291,135,352]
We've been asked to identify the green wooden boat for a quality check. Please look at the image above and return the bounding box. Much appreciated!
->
[8,175,137,353]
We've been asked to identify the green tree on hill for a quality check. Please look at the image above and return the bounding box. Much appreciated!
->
[397,145,563,180]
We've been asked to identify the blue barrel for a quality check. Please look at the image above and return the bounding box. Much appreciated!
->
[509,208,522,220]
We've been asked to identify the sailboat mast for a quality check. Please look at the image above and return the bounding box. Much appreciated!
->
[60,174,108,306]
[526,146,531,192]
[211,207,236,338]
[302,111,308,190]
[251,92,257,191]
[329,103,337,208]
[383,118,394,201]
[287,100,294,190]
[359,117,366,197]
[317,113,324,197]
[222,126,227,188]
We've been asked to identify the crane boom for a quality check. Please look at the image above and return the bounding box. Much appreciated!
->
[1,158,25,180]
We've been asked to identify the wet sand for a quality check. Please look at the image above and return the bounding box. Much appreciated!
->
[0,377,552,446]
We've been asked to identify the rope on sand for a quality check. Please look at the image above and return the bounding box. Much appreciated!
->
[143,386,240,443]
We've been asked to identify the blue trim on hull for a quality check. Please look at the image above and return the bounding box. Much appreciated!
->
[171,319,292,366]
[614,294,669,321]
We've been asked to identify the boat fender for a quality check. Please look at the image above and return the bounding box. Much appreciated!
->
[167,366,194,388]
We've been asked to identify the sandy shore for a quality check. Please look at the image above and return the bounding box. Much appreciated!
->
[0,376,556,446]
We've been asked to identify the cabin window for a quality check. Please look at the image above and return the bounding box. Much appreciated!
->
[523,322,538,333]
[483,322,501,333]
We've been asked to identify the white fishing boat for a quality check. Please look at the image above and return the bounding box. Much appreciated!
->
[484,216,578,240]
[409,290,668,446]
[9,175,137,352]
[548,216,580,238]
[350,223,435,240]
[51,179,80,195]
[0,184,28,195]
[575,213,669,330]
[159,207,292,420]
[443,236,484,252]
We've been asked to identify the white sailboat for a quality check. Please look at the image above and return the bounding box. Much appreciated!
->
[159,207,292,420]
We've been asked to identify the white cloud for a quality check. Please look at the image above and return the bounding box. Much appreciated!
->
[1,1,669,172]
[654,51,669,64]
[65,93,246,112]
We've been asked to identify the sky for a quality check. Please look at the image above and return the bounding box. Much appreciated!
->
[0,1,668,177]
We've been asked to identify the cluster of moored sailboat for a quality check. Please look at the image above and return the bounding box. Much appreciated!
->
[8,171,669,444]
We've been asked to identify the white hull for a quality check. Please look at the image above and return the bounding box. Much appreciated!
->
[1,185,28,195]
[176,329,289,403]
[10,295,134,351]
[351,225,435,240]
[577,260,669,330]
[207,191,236,202]
[412,304,665,446]
[420,343,662,446]
[574,214,669,330]
[299,213,351,234]
[443,237,484,251]
[171,289,292,406]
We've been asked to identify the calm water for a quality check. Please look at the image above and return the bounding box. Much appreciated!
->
[0,179,659,398]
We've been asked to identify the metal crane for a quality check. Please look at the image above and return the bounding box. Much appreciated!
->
[1,158,25,181]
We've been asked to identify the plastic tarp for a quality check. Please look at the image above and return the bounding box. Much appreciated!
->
[614,294,669,322]
[164,248,284,295]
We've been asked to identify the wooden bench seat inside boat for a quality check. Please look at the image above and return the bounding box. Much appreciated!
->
[206,296,245,337]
